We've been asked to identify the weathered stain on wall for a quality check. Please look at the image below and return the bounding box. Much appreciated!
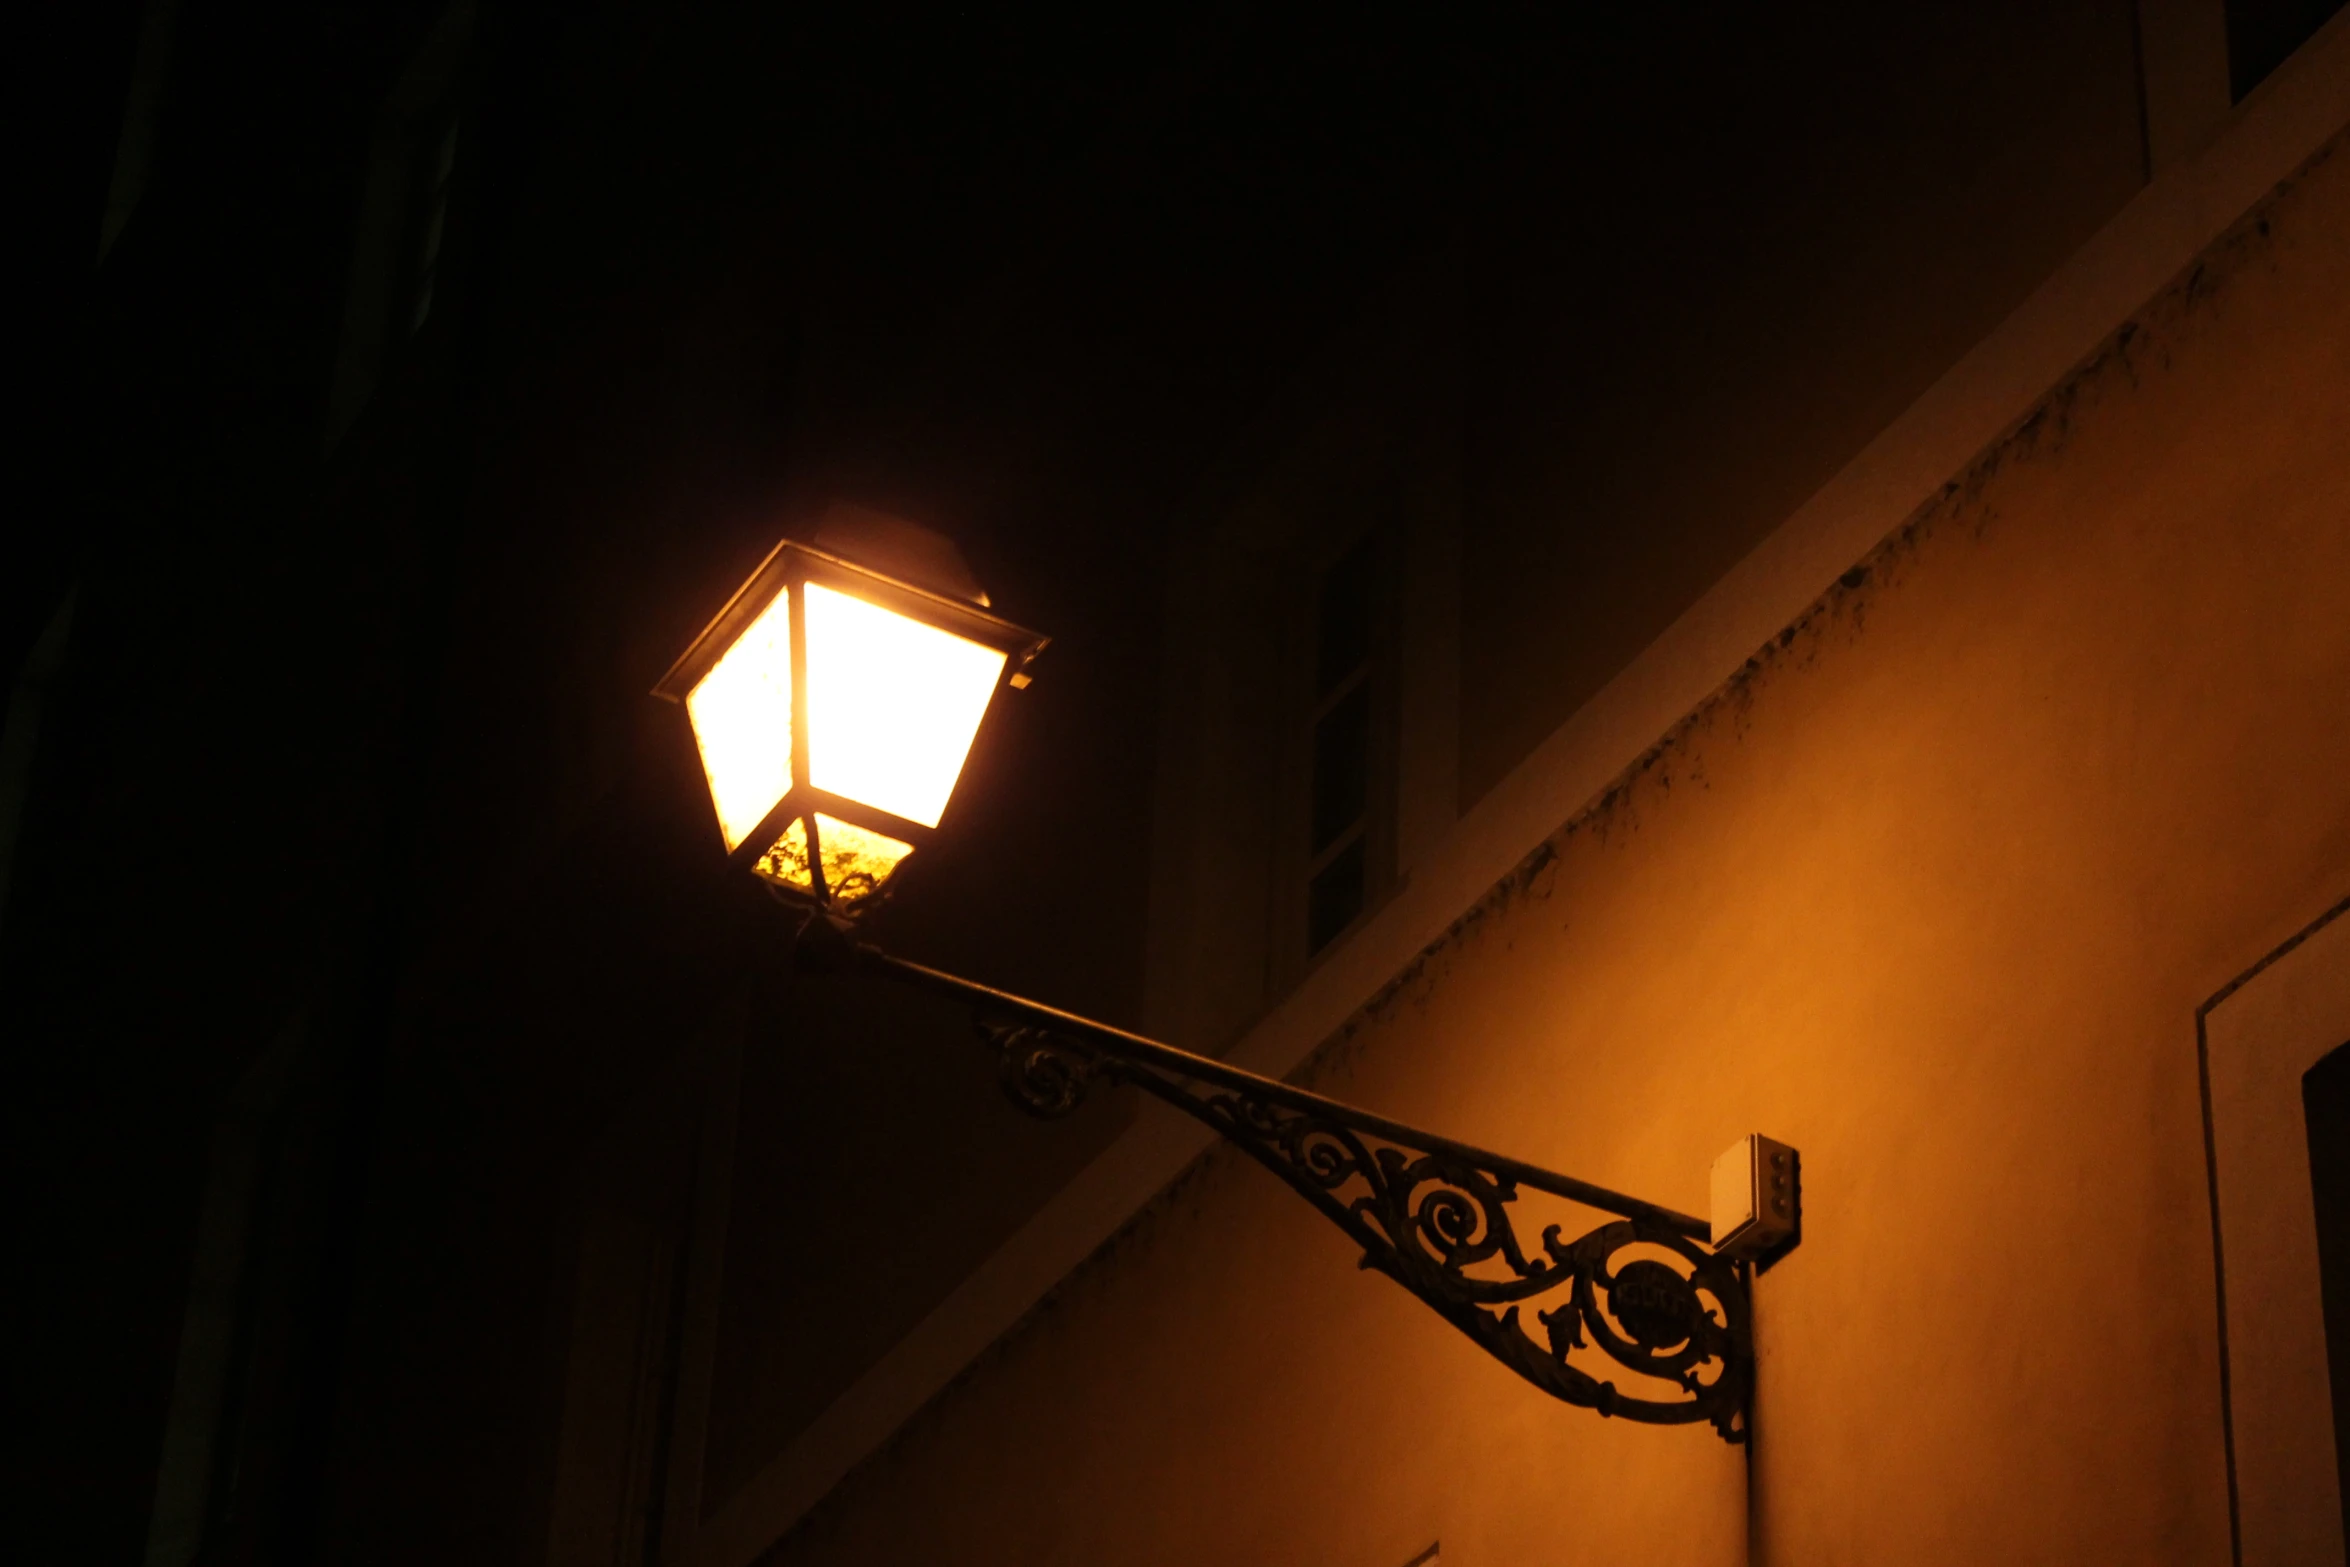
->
[762,127,2350,1566]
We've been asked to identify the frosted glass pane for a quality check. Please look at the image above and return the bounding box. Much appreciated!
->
[802,582,1005,828]
[685,588,794,850]
[753,813,914,907]
[753,816,817,896]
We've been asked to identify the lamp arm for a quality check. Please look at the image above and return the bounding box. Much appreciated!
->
[801,921,1753,1443]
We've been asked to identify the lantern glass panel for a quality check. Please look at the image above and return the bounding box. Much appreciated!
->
[753,816,817,895]
[753,812,914,906]
[685,587,794,850]
[802,581,1006,828]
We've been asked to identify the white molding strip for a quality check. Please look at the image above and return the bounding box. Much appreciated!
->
[2203,899,2350,1566]
[693,17,2350,1563]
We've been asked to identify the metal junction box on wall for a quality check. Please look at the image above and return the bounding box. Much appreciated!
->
[1710,1134,1799,1260]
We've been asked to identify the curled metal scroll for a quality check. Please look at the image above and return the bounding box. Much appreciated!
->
[980,1019,1099,1119]
[976,1018,1750,1442]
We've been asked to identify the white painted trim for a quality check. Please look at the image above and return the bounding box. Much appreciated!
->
[691,16,2350,1562]
[2204,901,2350,1567]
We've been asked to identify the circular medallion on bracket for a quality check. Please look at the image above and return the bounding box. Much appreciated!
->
[1607,1259,1698,1350]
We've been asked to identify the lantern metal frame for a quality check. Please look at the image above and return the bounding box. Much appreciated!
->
[652,538,1047,907]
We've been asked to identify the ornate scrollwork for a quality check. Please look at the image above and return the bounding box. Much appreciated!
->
[979,1018,1101,1119]
[986,1024,1750,1442]
[827,926,1759,1443]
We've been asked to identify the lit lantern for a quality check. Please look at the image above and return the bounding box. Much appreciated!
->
[655,514,1045,914]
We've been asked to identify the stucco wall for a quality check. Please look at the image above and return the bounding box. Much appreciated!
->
[760,130,2350,1567]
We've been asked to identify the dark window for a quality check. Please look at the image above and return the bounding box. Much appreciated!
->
[1310,683,1371,854]
[405,111,460,334]
[323,5,473,444]
[1307,838,1368,956]
[1315,538,1376,696]
[1305,535,1379,954]
[2227,0,2347,101]
[2303,1038,2350,1549]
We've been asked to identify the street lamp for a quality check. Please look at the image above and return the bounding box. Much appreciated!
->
[654,516,1046,915]
[657,511,1799,1444]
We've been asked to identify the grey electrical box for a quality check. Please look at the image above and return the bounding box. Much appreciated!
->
[1709,1134,1798,1259]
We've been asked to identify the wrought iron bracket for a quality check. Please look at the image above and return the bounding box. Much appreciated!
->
[794,914,1755,1443]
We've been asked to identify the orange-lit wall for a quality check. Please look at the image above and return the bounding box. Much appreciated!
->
[760,135,2350,1566]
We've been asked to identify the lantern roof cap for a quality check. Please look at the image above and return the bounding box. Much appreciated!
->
[652,519,1044,706]
[812,504,990,607]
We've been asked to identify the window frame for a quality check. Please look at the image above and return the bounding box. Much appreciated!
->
[2199,894,2350,1565]
[1280,520,1403,978]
